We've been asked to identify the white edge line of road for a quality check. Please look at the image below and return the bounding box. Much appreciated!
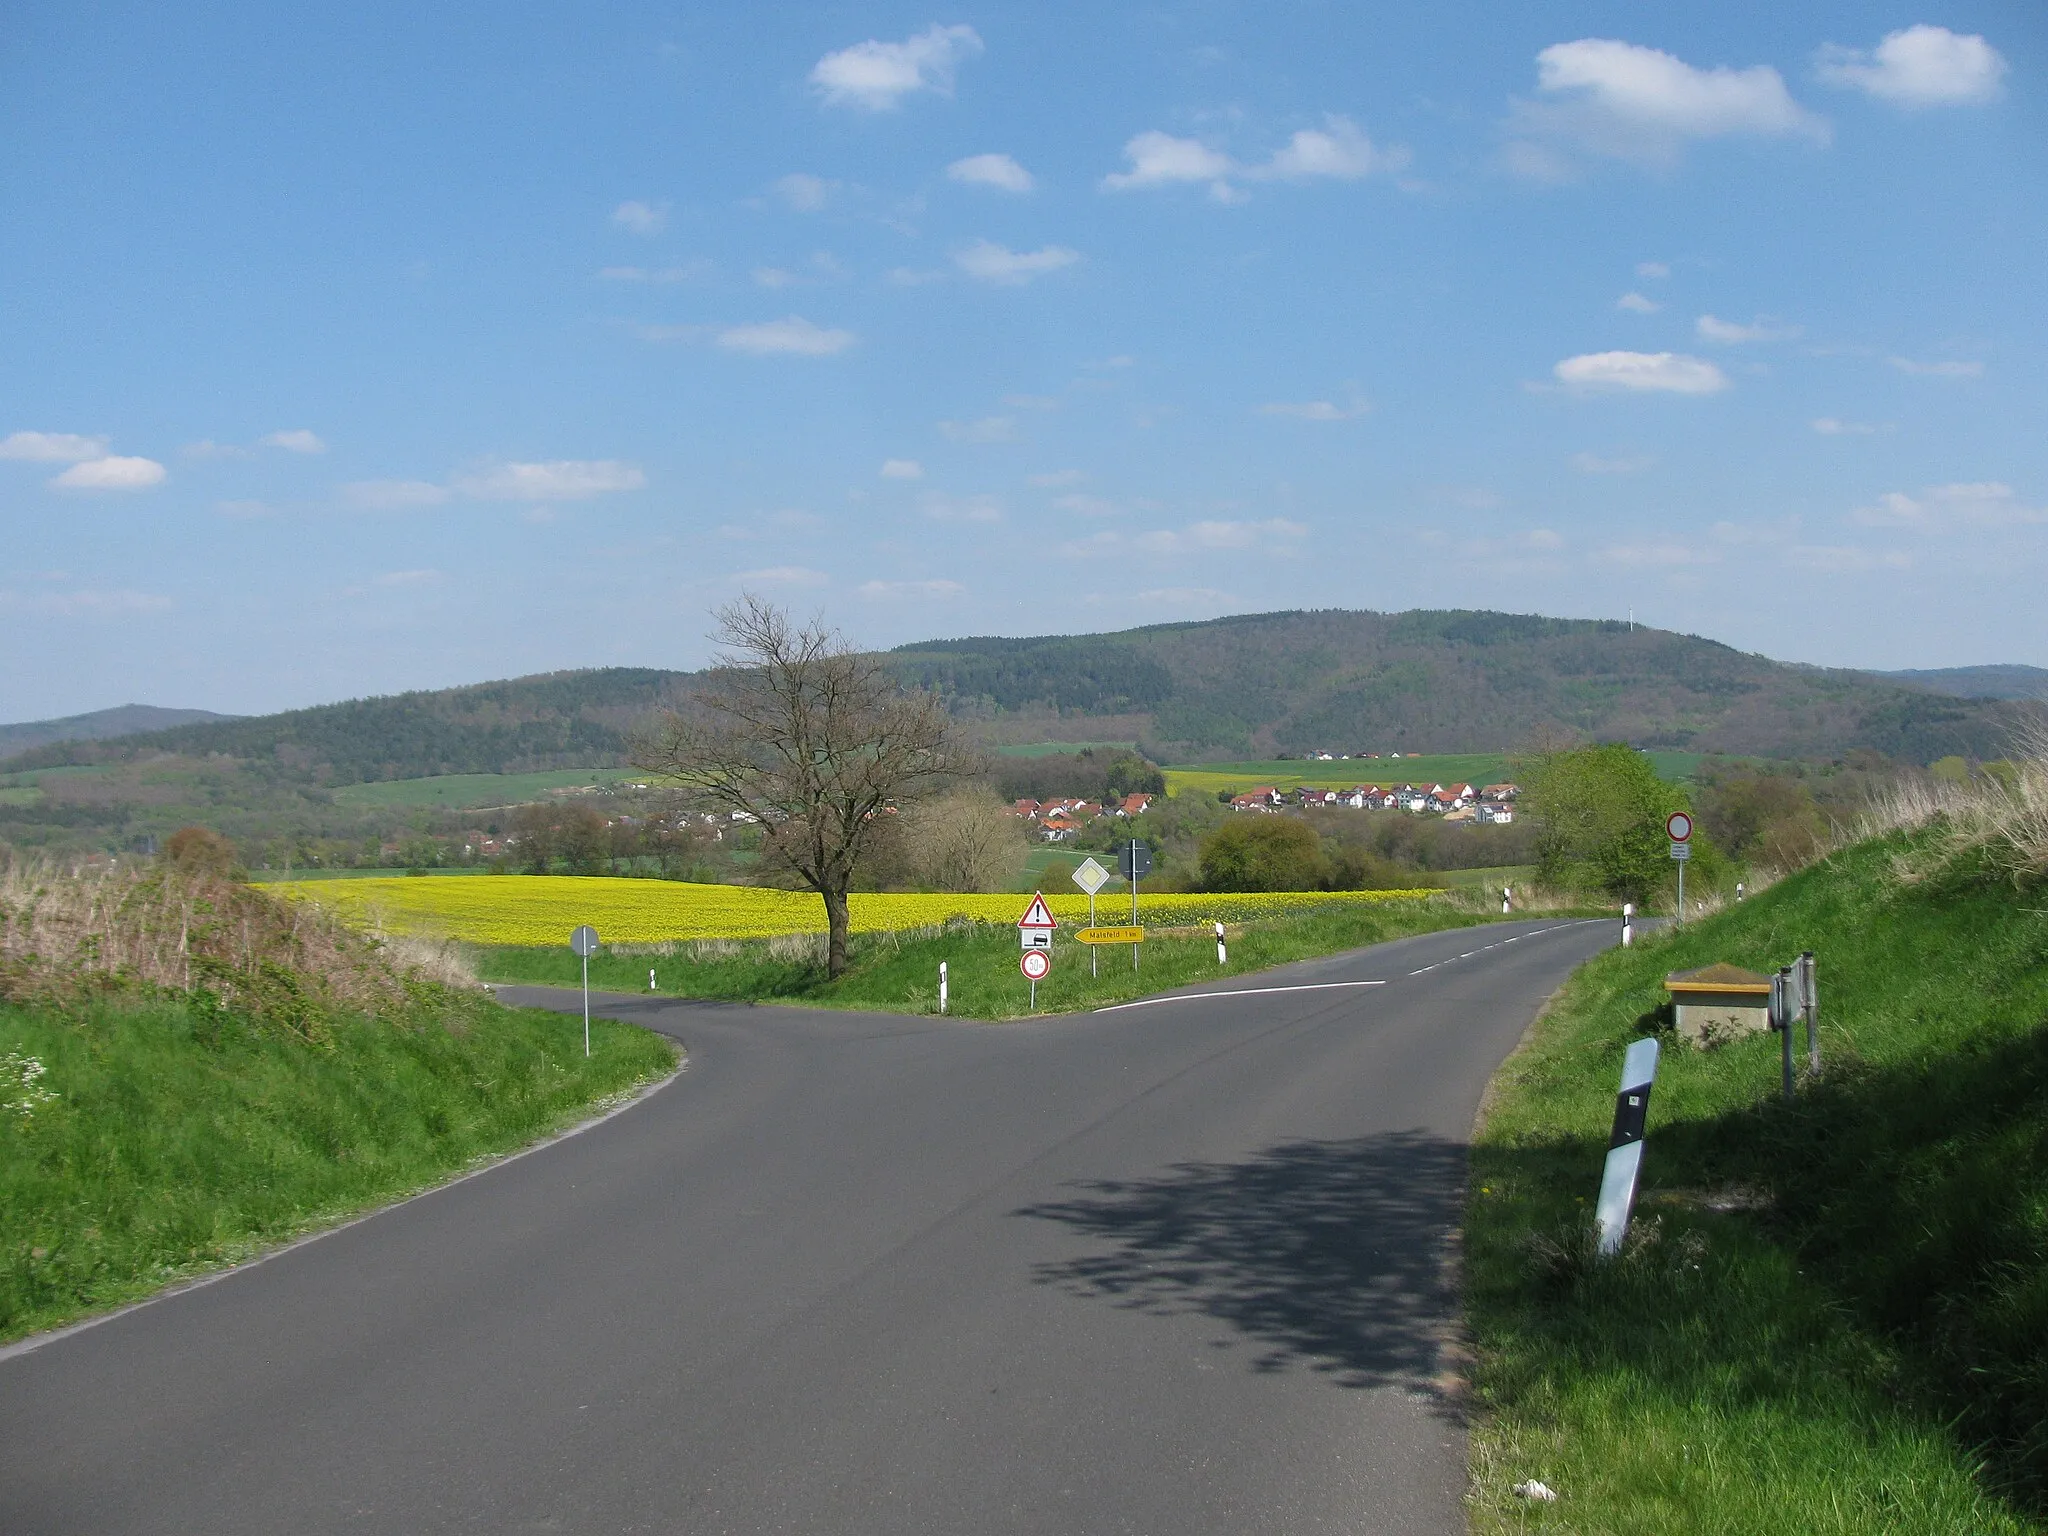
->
[1094,979,1388,1013]
[0,1052,689,1368]
[1405,919,1607,975]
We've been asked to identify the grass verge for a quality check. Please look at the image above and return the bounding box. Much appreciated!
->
[472,896,1526,1019]
[1465,830,2048,1532]
[0,992,673,1343]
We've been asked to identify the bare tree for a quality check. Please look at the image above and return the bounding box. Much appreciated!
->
[905,788,1027,893]
[634,596,974,977]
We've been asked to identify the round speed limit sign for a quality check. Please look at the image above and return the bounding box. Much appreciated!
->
[1020,949,1051,982]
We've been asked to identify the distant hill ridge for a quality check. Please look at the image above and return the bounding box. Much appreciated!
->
[0,705,236,759]
[1,611,2030,790]
[1878,664,2048,702]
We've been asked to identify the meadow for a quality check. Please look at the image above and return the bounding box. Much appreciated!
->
[331,768,637,811]
[1163,750,1704,799]
[263,874,1442,947]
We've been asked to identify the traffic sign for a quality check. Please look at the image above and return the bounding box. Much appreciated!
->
[1019,892,1056,950]
[1670,842,1692,861]
[1075,926,1145,945]
[1071,857,1111,896]
[1020,948,1051,982]
[1117,840,1153,881]
[1666,811,1693,843]
[570,925,600,956]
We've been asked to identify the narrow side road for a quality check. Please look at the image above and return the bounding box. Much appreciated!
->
[0,917,1613,1535]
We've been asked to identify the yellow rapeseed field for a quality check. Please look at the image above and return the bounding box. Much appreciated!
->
[262,876,1438,947]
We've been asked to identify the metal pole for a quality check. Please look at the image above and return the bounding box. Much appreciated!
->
[1090,889,1097,978]
[1131,869,1139,972]
[1776,966,1795,1101]
[582,953,591,1058]
[1676,858,1685,927]
[1801,950,1818,1073]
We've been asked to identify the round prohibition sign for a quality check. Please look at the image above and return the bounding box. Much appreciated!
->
[1666,811,1693,843]
[1020,949,1051,982]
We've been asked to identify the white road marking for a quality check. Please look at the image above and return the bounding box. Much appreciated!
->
[1095,979,1387,1013]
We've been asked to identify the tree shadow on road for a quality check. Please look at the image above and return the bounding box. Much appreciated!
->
[1015,1131,1467,1406]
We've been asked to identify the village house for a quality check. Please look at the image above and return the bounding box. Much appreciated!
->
[1230,786,1281,812]
[1481,782,1520,801]
[1116,793,1154,817]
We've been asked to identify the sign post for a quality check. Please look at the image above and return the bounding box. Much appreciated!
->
[1666,811,1693,925]
[1018,894,1056,1009]
[569,925,600,1057]
[1118,840,1152,973]
[1595,1037,1660,1256]
[1800,949,1818,1073]
[1072,857,1111,977]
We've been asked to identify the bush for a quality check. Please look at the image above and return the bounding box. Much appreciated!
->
[1198,816,1329,892]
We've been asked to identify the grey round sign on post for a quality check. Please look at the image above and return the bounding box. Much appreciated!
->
[570,925,600,956]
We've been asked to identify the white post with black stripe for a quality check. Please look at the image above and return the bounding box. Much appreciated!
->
[1595,1037,1661,1257]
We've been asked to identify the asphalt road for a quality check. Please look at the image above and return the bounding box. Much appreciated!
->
[0,916,1614,1535]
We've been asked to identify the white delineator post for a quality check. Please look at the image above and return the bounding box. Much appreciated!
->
[1595,1037,1661,1256]
[939,960,948,1015]
[1502,886,1511,916]
[1621,901,1633,947]
[1215,921,1226,966]
[648,968,657,992]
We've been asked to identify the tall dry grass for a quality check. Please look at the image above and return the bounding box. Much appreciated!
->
[0,855,475,1034]
[1848,725,2048,888]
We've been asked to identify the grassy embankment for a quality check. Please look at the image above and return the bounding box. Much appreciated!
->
[476,895,1515,1020]
[0,862,675,1343]
[1466,818,2048,1531]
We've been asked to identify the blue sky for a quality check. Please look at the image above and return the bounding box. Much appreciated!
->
[2,3,2042,719]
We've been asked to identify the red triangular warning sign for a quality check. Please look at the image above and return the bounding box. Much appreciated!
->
[1018,893,1057,929]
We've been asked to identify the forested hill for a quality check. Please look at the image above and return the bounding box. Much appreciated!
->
[893,609,2024,763]
[0,704,235,758]
[0,669,689,783]
[1878,664,2048,702]
[2,611,2026,790]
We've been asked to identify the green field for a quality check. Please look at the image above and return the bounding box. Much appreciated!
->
[991,741,1140,758]
[331,768,635,811]
[1164,751,1705,798]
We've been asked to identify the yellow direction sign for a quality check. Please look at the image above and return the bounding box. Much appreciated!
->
[1075,926,1145,945]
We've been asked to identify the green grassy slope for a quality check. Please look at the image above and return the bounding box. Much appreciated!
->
[0,993,674,1341]
[1467,833,2048,1531]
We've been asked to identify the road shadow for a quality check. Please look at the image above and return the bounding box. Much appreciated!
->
[1016,1131,1467,1406]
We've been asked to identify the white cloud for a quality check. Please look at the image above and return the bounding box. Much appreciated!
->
[262,428,326,454]
[1616,291,1661,313]
[772,173,834,212]
[1102,131,1235,193]
[51,455,167,491]
[1696,314,1799,344]
[1054,492,1121,517]
[1251,115,1406,181]
[952,239,1079,284]
[736,566,830,587]
[859,578,965,599]
[1137,517,1306,553]
[1789,544,1913,572]
[1850,481,2047,532]
[1597,540,1718,567]
[1818,25,2006,107]
[1891,356,1982,378]
[611,200,666,235]
[1554,350,1729,394]
[0,587,172,618]
[374,568,442,587]
[938,416,1017,444]
[1257,397,1371,421]
[1030,468,1087,488]
[1509,38,1827,173]
[810,24,983,110]
[880,459,924,480]
[182,439,253,460]
[599,263,707,284]
[1105,118,1403,199]
[454,460,646,501]
[1636,261,1671,279]
[1571,452,1654,474]
[947,153,1033,192]
[922,492,1003,523]
[1811,417,1879,435]
[0,430,109,462]
[715,317,856,356]
[341,479,452,510]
